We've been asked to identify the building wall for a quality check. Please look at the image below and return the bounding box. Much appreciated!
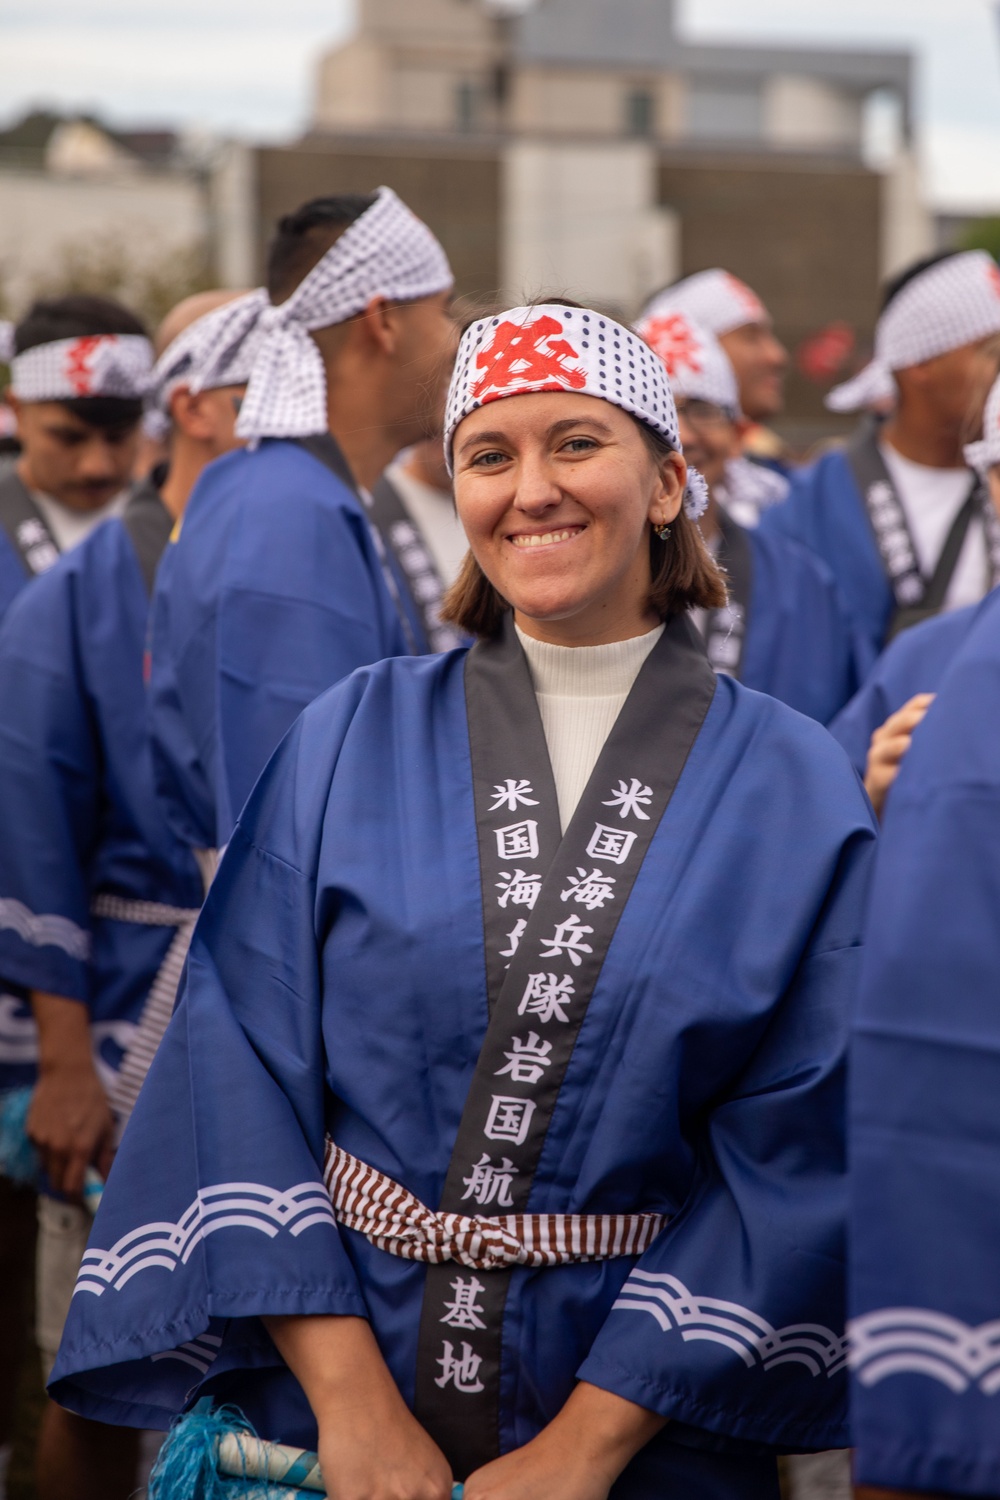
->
[762,75,863,152]
[0,166,207,313]
[254,139,502,299]
[509,66,684,142]
[658,151,882,439]
[503,140,678,310]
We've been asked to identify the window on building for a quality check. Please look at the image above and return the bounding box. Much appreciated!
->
[685,79,762,142]
[456,82,479,133]
[625,88,656,138]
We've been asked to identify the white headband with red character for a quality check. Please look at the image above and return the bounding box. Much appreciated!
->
[634,308,740,416]
[0,325,153,402]
[639,270,769,339]
[828,251,1000,413]
[444,303,708,520]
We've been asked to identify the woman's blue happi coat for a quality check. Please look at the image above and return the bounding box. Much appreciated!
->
[52,646,876,1496]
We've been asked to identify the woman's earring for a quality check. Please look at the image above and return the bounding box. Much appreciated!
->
[654,519,672,541]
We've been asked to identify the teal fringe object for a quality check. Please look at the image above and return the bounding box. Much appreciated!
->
[0,1087,38,1186]
[148,1402,297,1500]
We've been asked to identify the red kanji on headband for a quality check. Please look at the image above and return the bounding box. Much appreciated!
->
[723,274,765,323]
[472,315,586,401]
[988,263,1000,301]
[641,314,704,377]
[63,335,112,396]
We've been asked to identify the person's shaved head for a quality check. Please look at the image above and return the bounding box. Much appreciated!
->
[154,289,252,356]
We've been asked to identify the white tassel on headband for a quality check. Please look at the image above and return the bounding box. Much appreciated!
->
[0,321,153,403]
[827,251,1000,413]
[189,187,453,446]
[965,371,1000,478]
[444,303,709,521]
[142,290,263,441]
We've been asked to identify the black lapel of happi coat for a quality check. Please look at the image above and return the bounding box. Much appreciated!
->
[368,474,465,652]
[703,509,754,680]
[413,612,716,1478]
[0,467,60,578]
[121,473,173,597]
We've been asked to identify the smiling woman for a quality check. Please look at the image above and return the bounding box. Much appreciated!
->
[52,301,877,1500]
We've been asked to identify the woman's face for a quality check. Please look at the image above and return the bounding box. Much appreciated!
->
[453,391,685,645]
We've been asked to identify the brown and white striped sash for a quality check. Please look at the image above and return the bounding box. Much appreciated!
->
[324,1139,666,1270]
[91,893,200,1128]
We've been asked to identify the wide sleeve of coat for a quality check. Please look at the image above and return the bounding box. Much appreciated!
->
[49,680,374,1430]
[0,562,99,1001]
[578,819,875,1454]
[849,589,1000,1497]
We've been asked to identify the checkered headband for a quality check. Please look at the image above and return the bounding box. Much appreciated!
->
[0,326,153,402]
[143,291,263,439]
[189,187,453,445]
[444,303,709,520]
[965,372,1000,476]
[639,270,769,339]
[635,309,740,416]
[828,251,1000,413]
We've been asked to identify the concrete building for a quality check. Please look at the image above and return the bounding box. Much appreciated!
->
[222,0,931,440]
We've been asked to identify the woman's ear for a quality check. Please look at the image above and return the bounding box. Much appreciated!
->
[651,449,686,525]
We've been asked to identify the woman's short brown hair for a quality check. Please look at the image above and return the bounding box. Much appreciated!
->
[440,418,728,639]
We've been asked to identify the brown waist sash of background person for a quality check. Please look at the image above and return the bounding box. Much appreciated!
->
[368,474,465,653]
[702,509,754,679]
[412,612,717,1479]
[0,467,60,578]
[846,419,1000,643]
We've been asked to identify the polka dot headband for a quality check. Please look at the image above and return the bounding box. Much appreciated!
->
[444,303,708,520]
[639,269,769,339]
[634,308,740,416]
[828,251,1000,413]
[0,324,153,402]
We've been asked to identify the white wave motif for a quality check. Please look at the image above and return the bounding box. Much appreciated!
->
[74,1181,336,1296]
[0,898,90,961]
[0,992,38,1062]
[849,1307,1000,1394]
[612,1270,847,1378]
[151,1331,223,1375]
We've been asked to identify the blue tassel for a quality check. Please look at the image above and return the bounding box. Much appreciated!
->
[0,1087,38,1186]
[149,1401,293,1499]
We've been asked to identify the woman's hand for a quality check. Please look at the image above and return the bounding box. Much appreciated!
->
[863,694,934,820]
[464,1382,666,1500]
[263,1314,452,1500]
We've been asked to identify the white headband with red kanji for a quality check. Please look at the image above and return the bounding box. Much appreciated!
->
[0,325,153,402]
[444,303,708,519]
[639,270,769,339]
[634,308,740,415]
[828,251,1000,413]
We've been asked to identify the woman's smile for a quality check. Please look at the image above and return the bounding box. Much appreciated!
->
[507,524,586,550]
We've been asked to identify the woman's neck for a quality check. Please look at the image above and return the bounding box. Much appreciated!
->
[514,605,662,649]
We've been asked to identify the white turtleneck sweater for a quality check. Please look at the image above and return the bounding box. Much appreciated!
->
[516,623,664,832]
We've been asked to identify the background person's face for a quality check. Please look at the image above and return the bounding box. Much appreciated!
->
[389,290,460,440]
[12,400,140,510]
[719,322,788,424]
[675,399,740,492]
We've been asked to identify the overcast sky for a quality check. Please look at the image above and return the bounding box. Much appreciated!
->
[3,0,1000,209]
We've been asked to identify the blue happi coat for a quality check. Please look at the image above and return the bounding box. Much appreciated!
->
[735,524,871,723]
[0,505,202,1102]
[0,528,31,626]
[760,449,897,660]
[148,439,416,853]
[53,645,875,1498]
[830,601,980,775]
[849,585,1000,1495]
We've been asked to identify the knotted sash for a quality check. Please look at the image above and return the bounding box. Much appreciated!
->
[412,613,716,1478]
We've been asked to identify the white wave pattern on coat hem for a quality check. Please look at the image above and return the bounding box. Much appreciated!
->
[613,1269,848,1377]
[849,1306,1000,1394]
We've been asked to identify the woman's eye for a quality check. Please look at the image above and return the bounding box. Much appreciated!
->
[471,449,509,467]
[562,436,598,454]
